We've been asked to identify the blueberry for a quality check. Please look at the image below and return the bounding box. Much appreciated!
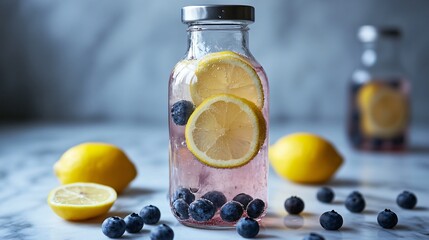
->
[233,193,253,209]
[316,187,334,203]
[173,187,195,205]
[319,210,343,230]
[220,201,244,222]
[140,205,161,225]
[172,199,189,220]
[348,191,363,199]
[171,100,194,126]
[124,213,144,233]
[284,196,305,215]
[303,232,325,240]
[377,209,398,229]
[397,191,417,209]
[345,195,366,213]
[202,191,227,210]
[101,216,126,238]
[150,224,174,240]
[236,217,259,238]
[246,199,265,218]
[189,199,216,222]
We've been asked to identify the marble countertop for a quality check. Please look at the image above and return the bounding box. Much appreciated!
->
[0,122,428,240]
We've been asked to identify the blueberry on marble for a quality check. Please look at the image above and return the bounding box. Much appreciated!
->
[220,201,244,222]
[189,199,216,222]
[150,224,174,240]
[233,193,253,209]
[319,210,343,230]
[246,199,265,218]
[171,100,194,126]
[236,217,260,238]
[284,196,305,215]
[173,187,195,204]
[397,191,417,209]
[316,187,334,203]
[139,205,161,225]
[345,195,366,213]
[348,191,363,199]
[202,190,227,209]
[173,199,189,220]
[303,232,325,240]
[377,209,398,229]
[101,216,126,238]
[124,212,144,233]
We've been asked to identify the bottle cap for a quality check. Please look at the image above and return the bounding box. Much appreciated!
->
[182,5,254,24]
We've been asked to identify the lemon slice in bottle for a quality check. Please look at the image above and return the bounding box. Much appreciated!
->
[185,94,266,168]
[191,51,264,109]
[47,182,117,221]
[358,82,408,138]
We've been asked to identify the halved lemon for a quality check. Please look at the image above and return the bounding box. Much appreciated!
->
[47,182,117,221]
[358,83,408,138]
[185,94,266,168]
[191,51,264,109]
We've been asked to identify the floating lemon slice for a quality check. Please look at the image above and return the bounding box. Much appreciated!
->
[358,83,408,138]
[191,51,264,109]
[185,94,266,168]
[47,182,117,221]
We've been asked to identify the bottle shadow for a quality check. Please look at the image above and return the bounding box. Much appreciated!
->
[407,145,429,154]
[121,186,159,198]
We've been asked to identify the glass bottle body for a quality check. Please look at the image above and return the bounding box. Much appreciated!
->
[168,23,269,228]
[347,32,410,151]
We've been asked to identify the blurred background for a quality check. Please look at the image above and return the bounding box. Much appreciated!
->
[1,0,428,125]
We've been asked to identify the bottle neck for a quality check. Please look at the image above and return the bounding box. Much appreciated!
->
[361,38,401,68]
[186,24,251,59]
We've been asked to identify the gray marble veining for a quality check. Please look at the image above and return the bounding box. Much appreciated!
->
[0,122,428,239]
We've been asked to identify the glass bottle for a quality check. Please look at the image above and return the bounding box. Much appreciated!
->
[168,5,269,228]
[347,26,410,151]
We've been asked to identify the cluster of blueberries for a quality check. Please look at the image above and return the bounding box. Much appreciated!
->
[101,188,417,239]
[289,188,418,240]
[172,187,266,238]
[101,205,173,240]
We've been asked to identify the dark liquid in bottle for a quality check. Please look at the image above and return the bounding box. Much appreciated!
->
[347,78,409,151]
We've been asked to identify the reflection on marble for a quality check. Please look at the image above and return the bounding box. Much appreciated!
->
[0,122,428,239]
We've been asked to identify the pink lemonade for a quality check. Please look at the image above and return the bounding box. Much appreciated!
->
[169,61,269,228]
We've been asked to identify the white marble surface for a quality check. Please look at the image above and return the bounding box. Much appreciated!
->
[0,122,428,240]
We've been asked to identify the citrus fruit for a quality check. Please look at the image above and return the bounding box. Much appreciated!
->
[47,182,117,221]
[358,82,408,138]
[54,143,137,193]
[185,94,266,168]
[269,133,343,184]
[191,51,264,108]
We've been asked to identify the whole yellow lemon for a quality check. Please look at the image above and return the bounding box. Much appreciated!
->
[54,143,137,193]
[269,133,343,184]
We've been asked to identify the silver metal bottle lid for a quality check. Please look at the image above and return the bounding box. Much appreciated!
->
[358,25,401,42]
[181,5,255,24]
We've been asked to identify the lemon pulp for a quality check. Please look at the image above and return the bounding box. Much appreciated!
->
[185,94,266,168]
[191,51,264,109]
[48,182,117,221]
[358,83,408,138]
